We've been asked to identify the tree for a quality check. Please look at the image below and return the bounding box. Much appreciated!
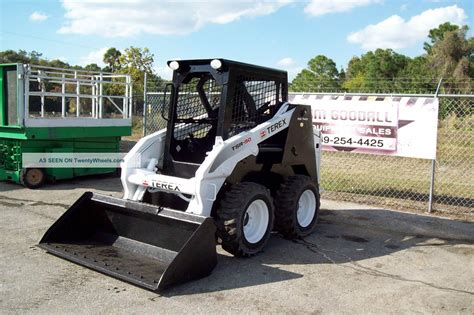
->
[117,47,153,93]
[118,47,154,74]
[41,58,69,68]
[291,55,341,91]
[398,56,432,93]
[118,47,162,92]
[84,63,102,72]
[427,25,473,93]
[103,48,122,72]
[28,51,43,64]
[0,50,32,63]
[338,67,346,82]
[343,49,410,92]
[424,22,461,53]
[343,56,365,91]
[99,46,163,102]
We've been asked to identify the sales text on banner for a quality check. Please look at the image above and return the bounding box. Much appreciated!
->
[289,94,439,159]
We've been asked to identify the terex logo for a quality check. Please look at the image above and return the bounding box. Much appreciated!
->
[232,137,252,151]
[151,181,181,191]
[267,118,287,134]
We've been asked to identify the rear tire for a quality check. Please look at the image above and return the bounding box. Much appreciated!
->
[215,182,274,257]
[274,175,320,239]
[21,168,45,189]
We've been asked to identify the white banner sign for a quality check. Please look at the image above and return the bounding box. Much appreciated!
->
[289,94,439,159]
[23,153,126,168]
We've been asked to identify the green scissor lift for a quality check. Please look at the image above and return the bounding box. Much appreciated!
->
[0,63,132,188]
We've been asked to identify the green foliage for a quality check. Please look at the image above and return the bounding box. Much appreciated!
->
[1,21,471,97]
[424,22,461,53]
[103,48,122,72]
[291,55,341,91]
[397,56,433,93]
[0,49,65,67]
[116,47,155,96]
[341,72,365,92]
[0,46,165,93]
[84,63,102,72]
[427,26,473,93]
[290,22,472,95]
[108,47,167,99]
[343,49,410,92]
[0,46,166,119]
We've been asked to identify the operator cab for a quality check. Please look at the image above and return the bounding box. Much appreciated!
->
[162,59,288,178]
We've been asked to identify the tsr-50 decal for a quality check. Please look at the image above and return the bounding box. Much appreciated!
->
[232,137,252,151]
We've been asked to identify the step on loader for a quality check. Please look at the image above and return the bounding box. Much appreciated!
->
[39,59,321,291]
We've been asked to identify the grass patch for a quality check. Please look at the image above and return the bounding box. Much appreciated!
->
[321,119,473,215]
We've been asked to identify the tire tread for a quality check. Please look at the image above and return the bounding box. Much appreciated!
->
[274,175,320,239]
[215,182,274,257]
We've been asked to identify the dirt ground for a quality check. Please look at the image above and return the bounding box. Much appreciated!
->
[0,176,473,314]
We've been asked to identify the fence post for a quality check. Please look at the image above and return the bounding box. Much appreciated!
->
[428,78,443,213]
[143,72,147,137]
[428,159,436,213]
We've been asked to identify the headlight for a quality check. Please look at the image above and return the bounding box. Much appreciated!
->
[169,61,180,70]
[210,59,222,70]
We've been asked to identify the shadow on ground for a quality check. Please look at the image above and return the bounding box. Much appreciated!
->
[162,208,474,296]
[348,187,474,208]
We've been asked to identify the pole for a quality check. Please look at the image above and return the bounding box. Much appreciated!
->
[428,78,443,213]
[143,72,147,137]
[428,159,436,213]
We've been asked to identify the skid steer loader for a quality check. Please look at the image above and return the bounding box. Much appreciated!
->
[39,59,321,291]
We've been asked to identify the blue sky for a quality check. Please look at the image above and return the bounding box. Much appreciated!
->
[1,0,472,79]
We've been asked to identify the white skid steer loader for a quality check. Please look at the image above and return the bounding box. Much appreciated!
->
[39,59,321,291]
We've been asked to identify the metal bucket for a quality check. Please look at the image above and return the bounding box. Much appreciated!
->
[39,192,217,291]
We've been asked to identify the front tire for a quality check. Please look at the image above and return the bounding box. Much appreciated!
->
[274,175,320,239]
[215,182,274,257]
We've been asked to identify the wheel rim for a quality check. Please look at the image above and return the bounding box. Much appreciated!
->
[243,199,269,244]
[26,169,43,186]
[297,189,317,228]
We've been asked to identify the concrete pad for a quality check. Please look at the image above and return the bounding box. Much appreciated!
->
[0,178,473,314]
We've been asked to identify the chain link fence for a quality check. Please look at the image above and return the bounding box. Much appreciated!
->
[433,96,473,215]
[144,92,168,135]
[308,94,472,217]
[142,86,473,218]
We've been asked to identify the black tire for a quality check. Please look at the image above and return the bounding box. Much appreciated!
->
[21,168,46,189]
[215,182,274,257]
[274,175,320,239]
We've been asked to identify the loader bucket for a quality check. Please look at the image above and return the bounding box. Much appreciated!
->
[38,192,217,291]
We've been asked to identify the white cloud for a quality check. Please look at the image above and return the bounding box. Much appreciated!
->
[29,11,49,22]
[347,5,467,50]
[277,57,296,67]
[80,47,109,66]
[304,0,380,16]
[58,0,291,37]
